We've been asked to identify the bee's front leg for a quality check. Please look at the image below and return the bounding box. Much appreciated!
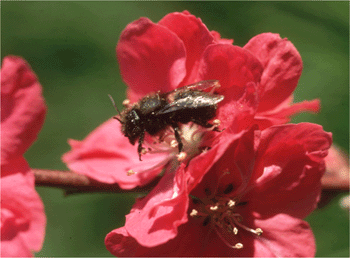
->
[137,130,146,161]
[171,123,183,153]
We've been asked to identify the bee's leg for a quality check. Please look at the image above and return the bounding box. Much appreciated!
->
[137,130,146,161]
[171,123,183,153]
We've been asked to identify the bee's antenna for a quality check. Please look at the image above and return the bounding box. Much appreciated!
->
[108,94,123,123]
[108,94,121,115]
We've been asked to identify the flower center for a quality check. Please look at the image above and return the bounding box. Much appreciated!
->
[144,122,214,162]
[190,182,262,249]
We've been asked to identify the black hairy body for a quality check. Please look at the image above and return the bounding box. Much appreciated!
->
[112,80,224,160]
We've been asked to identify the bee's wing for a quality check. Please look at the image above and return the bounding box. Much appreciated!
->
[156,94,224,115]
[170,80,221,94]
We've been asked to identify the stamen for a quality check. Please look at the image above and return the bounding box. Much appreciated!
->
[232,215,263,236]
[214,226,244,249]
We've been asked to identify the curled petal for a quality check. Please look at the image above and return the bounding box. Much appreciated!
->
[62,119,168,188]
[117,17,186,102]
[105,227,138,257]
[1,56,46,166]
[244,33,303,111]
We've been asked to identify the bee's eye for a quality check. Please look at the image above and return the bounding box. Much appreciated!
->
[131,110,140,121]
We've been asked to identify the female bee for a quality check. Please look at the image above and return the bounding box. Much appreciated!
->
[109,80,224,161]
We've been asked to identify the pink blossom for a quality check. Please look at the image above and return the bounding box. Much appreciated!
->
[63,11,318,187]
[322,144,349,190]
[105,123,332,256]
[1,56,46,257]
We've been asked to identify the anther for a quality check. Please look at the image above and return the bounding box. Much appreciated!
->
[234,243,243,249]
[141,147,147,155]
[190,209,198,217]
[127,169,136,176]
[210,205,219,211]
[170,140,178,148]
[233,227,238,235]
[177,152,187,162]
[227,200,235,208]
[213,119,221,127]
[254,228,263,235]
[122,99,131,107]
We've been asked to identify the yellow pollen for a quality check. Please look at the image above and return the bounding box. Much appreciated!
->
[177,152,187,162]
[170,140,178,148]
[234,243,243,249]
[122,99,131,107]
[141,147,147,155]
[213,119,221,126]
[127,169,136,176]
[227,200,235,208]
[190,209,198,217]
[210,205,219,211]
[233,227,238,235]
[254,228,263,235]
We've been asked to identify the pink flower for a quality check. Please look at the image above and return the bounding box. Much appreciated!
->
[322,144,349,190]
[63,11,318,187]
[1,56,46,257]
[105,123,332,256]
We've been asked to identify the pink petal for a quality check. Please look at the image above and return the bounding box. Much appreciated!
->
[117,17,186,102]
[191,127,256,199]
[253,214,316,257]
[255,97,320,128]
[1,158,46,256]
[1,56,46,166]
[125,165,189,247]
[216,80,258,130]
[158,11,215,85]
[246,123,332,219]
[198,44,263,102]
[210,30,234,44]
[106,210,253,256]
[62,119,169,188]
[322,144,349,190]
[244,33,303,112]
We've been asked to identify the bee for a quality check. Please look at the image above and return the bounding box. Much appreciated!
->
[109,80,224,161]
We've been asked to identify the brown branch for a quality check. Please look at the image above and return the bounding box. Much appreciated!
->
[33,168,348,197]
[33,169,161,196]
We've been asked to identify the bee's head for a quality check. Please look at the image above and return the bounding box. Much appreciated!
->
[120,109,143,145]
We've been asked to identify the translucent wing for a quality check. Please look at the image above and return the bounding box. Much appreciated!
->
[156,93,224,115]
[171,80,221,93]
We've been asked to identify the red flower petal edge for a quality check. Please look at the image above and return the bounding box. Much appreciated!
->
[1,56,46,256]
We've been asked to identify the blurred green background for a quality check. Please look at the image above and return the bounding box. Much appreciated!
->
[2,1,348,257]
